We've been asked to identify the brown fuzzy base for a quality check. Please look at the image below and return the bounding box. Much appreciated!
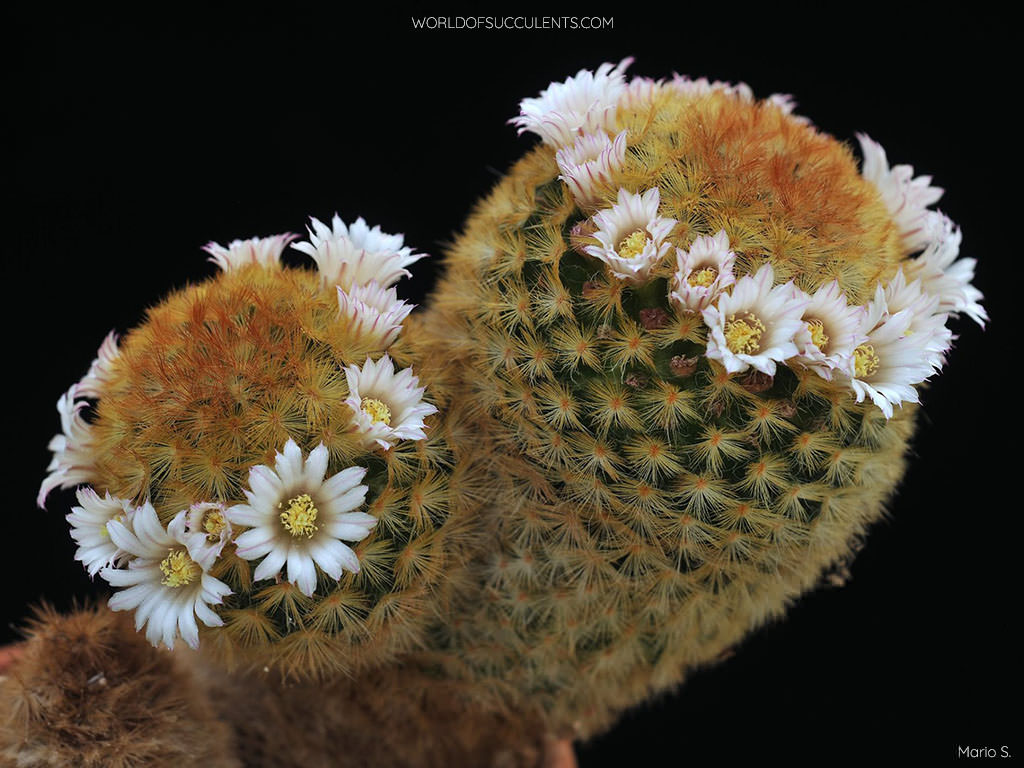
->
[0,605,239,767]
[201,659,549,768]
[1,607,551,768]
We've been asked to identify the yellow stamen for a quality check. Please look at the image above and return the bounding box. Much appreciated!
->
[807,319,829,351]
[160,549,200,588]
[361,398,392,425]
[687,266,718,288]
[100,512,126,539]
[279,493,319,538]
[618,229,649,259]
[724,314,765,355]
[202,510,227,541]
[853,344,880,378]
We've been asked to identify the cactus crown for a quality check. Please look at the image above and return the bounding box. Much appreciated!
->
[94,266,383,511]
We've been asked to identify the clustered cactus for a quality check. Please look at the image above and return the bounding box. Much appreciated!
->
[36,58,984,752]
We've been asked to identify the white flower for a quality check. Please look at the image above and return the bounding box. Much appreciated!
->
[619,76,665,110]
[344,354,438,451]
[791,281,868,380]
[903,215,987,327]
[583,188,677,283]
[291,215,424,291]
[227,440,373,597]
[668,74,754,102]
[102,504,231,650]
[767,93,798,113]
[510,58,632,147]
[186,502,233,554]
[555,130,628,208]
[337,281,415,350]
[669,230,737,311]
[67,488,134,577]
[883,269,954,371]
[37,384,99,508]
[703,264,809,375]
[837,290,937,419]
[857,133,945,254]
[766,93,812,126]
[77,331,120,399]
[203,233,298,272]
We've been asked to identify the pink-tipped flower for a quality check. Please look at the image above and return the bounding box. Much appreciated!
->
[556,130,628,207]
[76,331,121,399]
[67,488,135,577]
[668,74,754,102]
[204,233,298,272]
[837,289,939,419]
[619,76,665,110]
[584,187,677,283]
[766,93,811,125]
[703,264,809,376]
[791,281,868,380]
[344,354,438,451]
[292,214,424,291]
[857,133,945,255]
[38,383,99,508]
[510,58,633,147]
[883,269,954,371]
[669,230,737,312]
[903,214,987,327]
[337,281,415,351]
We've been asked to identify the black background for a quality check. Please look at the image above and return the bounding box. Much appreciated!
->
[7,10,1017,765]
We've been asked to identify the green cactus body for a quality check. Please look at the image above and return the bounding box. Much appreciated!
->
[421,87,917,736]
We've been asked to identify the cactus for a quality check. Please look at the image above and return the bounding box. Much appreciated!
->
[27,58,985,763]
[39,229,486,678]
[417,64,983,738]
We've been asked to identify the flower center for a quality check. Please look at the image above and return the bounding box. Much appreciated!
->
[724,314,765,355]
[853,344,880,378]
[100,511,127,539]
[618,229,650,259]
[687,266,718,288]
[280,493,319,538]
[806,319,830,351]
[362,398,392,425]
[160,549,200,588]
[202,510,227,541]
